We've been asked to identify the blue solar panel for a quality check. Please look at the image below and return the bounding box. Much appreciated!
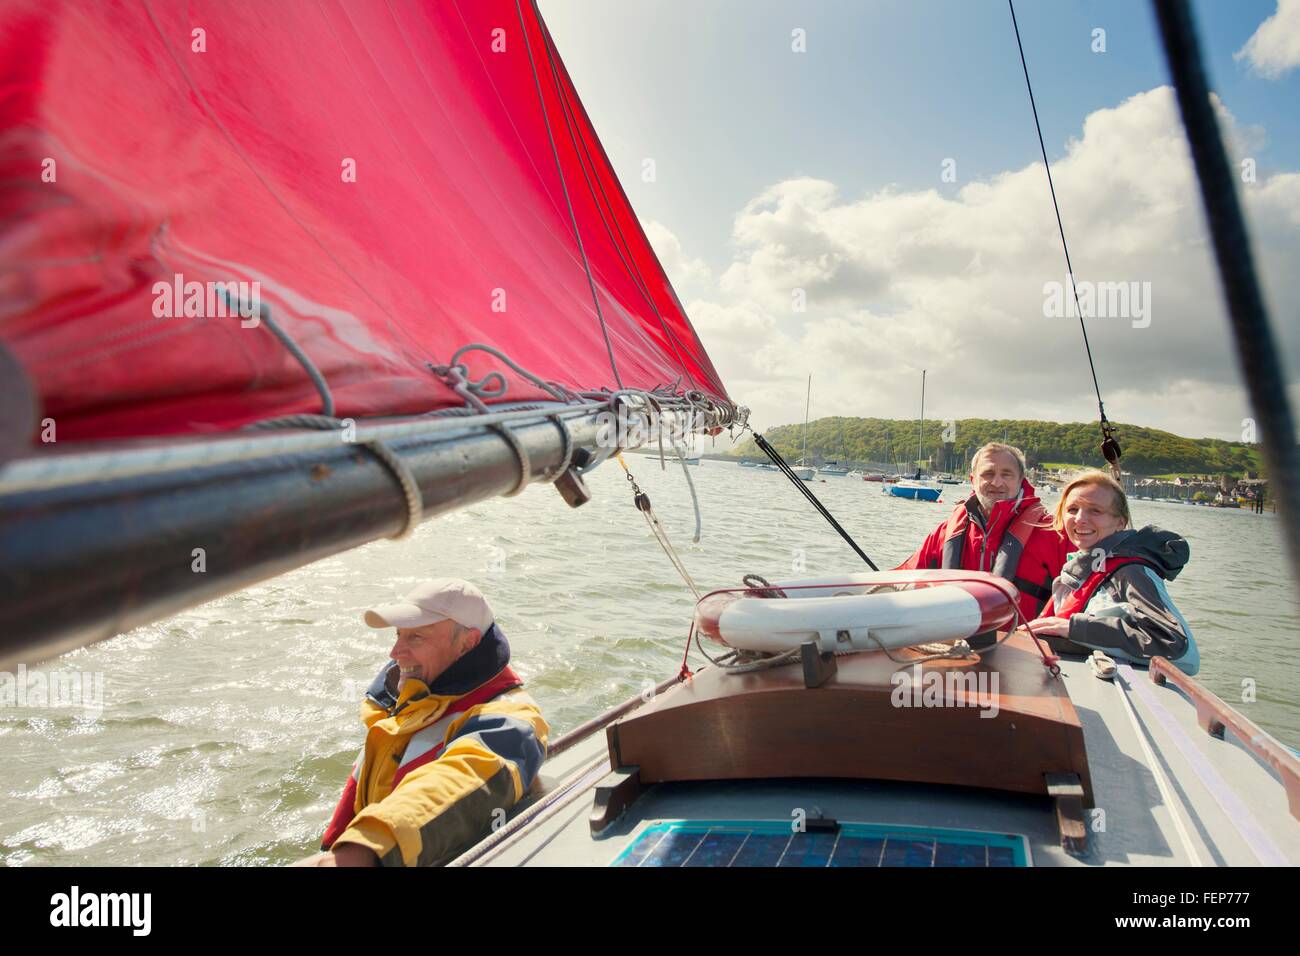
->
[641,830,703,867]
[777,831,839,867]
[683,831,749,868]
[612,821,1028,867]
[827,835,884,867]
[935,841,988,867]
[987,845,1016,867]
[728,831,788,867]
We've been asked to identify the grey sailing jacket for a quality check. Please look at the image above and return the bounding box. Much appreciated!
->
[1048,525,1200,674]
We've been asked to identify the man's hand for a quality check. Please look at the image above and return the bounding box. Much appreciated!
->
[332,842,380,866]
[292,844,380,867]
[1023,616,1071,639]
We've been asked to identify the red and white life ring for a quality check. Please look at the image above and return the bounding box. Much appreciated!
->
[694,570,1019,654]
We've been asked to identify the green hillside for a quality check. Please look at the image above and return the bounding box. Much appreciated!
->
[730,418,1263,478]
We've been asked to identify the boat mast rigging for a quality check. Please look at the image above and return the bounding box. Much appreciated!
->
[751,431,880,571]
[802,374,811,464]
[1008,0,1123,477]
[917,369,926,477]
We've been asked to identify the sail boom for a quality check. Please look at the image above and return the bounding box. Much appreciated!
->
[0,401,608,496]
[0,400,740,670]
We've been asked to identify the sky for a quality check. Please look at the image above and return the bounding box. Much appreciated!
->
[538,0,1300,441]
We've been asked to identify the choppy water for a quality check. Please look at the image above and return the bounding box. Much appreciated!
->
[1,459,1296,866]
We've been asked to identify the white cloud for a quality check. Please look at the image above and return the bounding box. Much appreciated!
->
[683,87,1300,440]
[642,219,711,288]
[1236,0,1300,78]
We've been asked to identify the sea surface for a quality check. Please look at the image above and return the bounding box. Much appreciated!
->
[1,459,1296,866]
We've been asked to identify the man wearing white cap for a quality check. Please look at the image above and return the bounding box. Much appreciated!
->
[301,578,548,867]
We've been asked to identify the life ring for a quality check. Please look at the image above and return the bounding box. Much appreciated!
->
[694,570,1019,655]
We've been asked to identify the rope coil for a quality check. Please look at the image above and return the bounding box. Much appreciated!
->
[225,314,742,546]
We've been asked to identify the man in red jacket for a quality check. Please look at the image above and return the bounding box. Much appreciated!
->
[896,442,1070,625]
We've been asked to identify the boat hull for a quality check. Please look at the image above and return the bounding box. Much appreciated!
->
[887,484,941,501]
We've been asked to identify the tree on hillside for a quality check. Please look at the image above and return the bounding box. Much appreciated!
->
[728,417,1261,479]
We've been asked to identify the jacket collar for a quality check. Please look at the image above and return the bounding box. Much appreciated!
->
[966,478,1037,529]
[365,623,512,712]
[1061,525,1187,581]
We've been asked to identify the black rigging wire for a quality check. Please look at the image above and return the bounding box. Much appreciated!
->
[531,1,701,394]
[753,432,879,570]
[1007,0,1122,472]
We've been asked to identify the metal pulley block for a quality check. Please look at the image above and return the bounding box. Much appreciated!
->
[553,467,591,508]
[553,447,593,508]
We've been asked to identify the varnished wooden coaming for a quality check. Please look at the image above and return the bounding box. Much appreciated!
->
[607,631,1092,804]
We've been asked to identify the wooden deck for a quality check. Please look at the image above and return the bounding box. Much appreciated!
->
[454,639,1300,867]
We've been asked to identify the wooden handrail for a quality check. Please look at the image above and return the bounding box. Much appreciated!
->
[1149,656,1300,820]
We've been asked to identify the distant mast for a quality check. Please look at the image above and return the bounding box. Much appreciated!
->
[917,369,926,477]
[802,374,811,463]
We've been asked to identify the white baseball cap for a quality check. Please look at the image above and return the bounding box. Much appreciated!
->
[363,578,494,633]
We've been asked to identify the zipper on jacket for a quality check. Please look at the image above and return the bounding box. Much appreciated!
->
[970,502,989,571]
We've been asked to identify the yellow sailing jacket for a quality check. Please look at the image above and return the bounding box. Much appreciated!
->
[321,626,548,866]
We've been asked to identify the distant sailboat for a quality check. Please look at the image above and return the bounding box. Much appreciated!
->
[820,420,850,476]
[886,370,941,502]
[793,376,815,481]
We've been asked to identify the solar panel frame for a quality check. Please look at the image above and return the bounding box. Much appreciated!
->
[610,819,1031,867]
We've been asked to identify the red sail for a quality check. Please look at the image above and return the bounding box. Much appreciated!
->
[0,0,728,442]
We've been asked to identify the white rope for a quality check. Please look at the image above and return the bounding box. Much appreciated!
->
[671,441,703,543]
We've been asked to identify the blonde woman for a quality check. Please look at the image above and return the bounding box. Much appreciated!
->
[1023,470,1199,676]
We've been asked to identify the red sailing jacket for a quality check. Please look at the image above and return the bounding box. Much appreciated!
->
[896,479,1071,623]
